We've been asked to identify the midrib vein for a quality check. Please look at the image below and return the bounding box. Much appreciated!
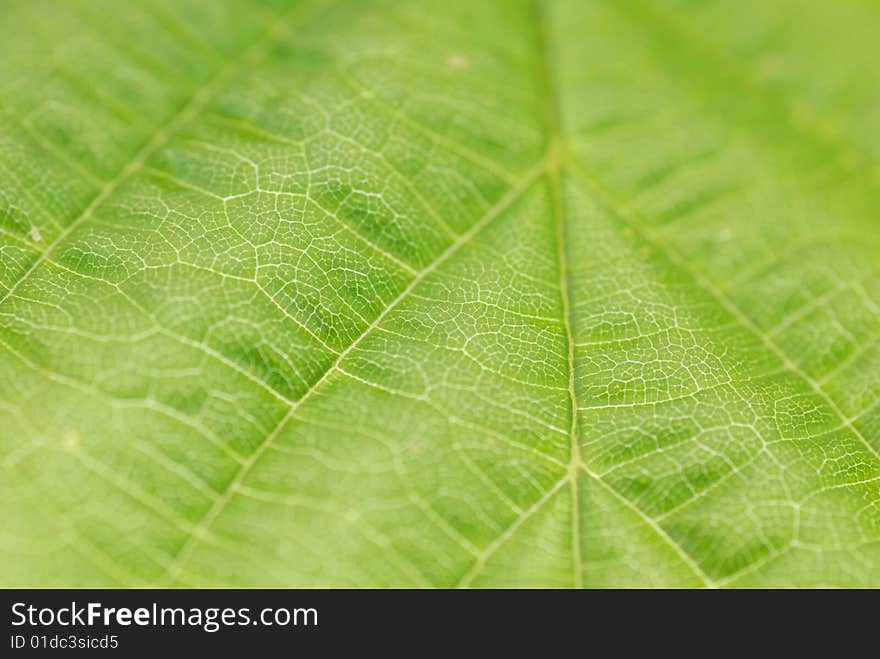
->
[534,0,584,590]
[565,154,880,584]
[0,1,320,313]
[446,8,585,587]
[161,161,547,585]
[536,0,716,589]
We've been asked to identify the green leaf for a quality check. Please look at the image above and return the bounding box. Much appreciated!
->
[2,0,880,588]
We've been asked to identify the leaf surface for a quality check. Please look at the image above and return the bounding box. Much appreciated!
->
[2,0,880,587]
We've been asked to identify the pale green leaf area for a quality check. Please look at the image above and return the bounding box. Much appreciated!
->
[1,0,880,588]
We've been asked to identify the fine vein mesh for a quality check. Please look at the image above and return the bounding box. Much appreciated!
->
[1,0,879,587]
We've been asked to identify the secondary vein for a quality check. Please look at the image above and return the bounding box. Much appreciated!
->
[161,160,547,584]
[0,1,322,313]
